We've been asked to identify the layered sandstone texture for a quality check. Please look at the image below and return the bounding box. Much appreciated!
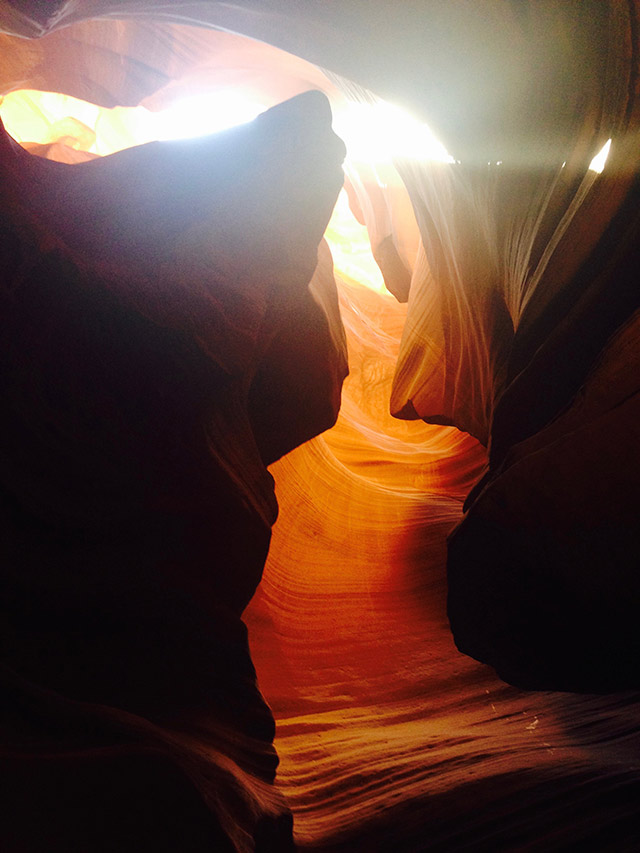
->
[1,2,640,851]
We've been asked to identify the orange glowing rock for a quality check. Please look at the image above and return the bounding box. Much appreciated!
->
[1,5,640,852]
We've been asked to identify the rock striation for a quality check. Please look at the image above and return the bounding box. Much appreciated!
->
[2,3,640,850]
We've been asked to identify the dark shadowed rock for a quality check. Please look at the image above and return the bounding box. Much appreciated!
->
[449,309,640,692]
[0,91,346,850]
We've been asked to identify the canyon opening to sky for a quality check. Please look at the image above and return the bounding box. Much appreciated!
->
[1,4,639,851]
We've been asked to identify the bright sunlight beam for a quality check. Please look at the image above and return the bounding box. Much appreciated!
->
[151,91,267,140]
[333,98,455,165]
[589,138,612,174]
[0,87,450,295]
[1,88,454,164]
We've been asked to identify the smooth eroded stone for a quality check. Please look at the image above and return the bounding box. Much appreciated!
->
[0,91,346,850]
[448,310,640,692]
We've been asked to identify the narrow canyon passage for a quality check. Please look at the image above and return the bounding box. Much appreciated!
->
[2,5,640,850]
[250,444,640,850]
[245,281,640,850]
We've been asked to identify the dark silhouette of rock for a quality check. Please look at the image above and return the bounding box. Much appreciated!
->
[0,91,346,850]
[448,144,640,692]
[449,304,640,691]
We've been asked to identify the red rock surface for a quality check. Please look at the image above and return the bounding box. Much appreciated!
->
[2,4,640,851]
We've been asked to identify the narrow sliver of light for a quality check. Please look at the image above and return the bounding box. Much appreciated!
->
[589,138,612,174]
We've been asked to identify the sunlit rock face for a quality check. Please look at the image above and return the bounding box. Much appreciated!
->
[2,2,640,851]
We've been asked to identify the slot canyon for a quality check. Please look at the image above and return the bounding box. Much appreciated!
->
[1,2,639,850]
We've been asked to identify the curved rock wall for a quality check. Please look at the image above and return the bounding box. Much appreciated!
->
[2,4,640,850]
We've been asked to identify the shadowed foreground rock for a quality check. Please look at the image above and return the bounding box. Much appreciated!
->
[449,168,640,691]
[0,91,347,851]
[449,306,640,692]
